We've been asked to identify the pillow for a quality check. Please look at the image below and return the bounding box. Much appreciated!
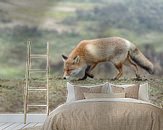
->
[66,82,109,103]
[84,92,126,99]
[110,83,140,99]
[101,83,112,93]
[66,82,76,103]
[74,85,102,100]
[138,82,149,101]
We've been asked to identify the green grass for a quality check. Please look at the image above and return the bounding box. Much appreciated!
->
[0,66,25,79]
[57,2,100,9]
[45,11,74,20]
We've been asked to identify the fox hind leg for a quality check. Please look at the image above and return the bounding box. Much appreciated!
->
[128,56,141,79]
[113,63,123,80]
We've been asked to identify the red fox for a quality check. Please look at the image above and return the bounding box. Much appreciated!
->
[62,37,154,80]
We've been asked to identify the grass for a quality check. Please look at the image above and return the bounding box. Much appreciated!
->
[45,11,74,20]
[57,1,100,9]
[0,77,162,113]
[0,67,24,79]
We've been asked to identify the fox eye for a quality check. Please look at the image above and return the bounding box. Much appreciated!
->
[66,69,74,72]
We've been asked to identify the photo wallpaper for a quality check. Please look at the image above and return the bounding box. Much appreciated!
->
[0,0,162,113]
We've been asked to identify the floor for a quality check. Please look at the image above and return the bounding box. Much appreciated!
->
[0,114,46,130]
[0,122,43,130]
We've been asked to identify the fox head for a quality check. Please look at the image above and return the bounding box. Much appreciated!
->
[62,54,84,79]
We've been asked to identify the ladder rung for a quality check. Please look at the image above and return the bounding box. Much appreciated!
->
[30,54,47,58]
[29,69,47,72]
[29,78,47,82]
[28,104,47,107]
[28,88,47,91]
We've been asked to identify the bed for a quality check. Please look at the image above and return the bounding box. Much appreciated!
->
[42,82,163,130]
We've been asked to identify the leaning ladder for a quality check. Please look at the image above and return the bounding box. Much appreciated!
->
[24,41,49,124]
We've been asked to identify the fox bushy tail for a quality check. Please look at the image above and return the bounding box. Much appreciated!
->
[129,47,154,74]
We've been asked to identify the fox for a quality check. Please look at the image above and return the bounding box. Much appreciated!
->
[62,37,154,80]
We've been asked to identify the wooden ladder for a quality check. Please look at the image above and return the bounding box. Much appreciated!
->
[24,41,50,124]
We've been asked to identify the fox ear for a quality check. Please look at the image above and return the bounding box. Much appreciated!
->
[62,54,68,62]
[73,55,80,64]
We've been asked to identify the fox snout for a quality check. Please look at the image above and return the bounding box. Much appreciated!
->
[63,71,70,79]
[63,76,70,79]
[63,68,82,79]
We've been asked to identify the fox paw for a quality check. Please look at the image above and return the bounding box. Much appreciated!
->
[78,76,87,80]
[86,72,94,79]
[136,74,141,79]
[88,74,94,78]
[111,77,118,80]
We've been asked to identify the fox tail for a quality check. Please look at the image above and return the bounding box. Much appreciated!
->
[129,47,154,74]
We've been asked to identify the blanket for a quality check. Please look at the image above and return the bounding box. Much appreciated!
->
[42,98,163,130]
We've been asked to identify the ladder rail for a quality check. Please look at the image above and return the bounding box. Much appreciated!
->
[28,41,31,76]
[24,41,31,124]
[46,42,49,115]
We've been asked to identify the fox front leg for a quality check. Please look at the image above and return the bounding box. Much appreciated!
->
[78,64,96,80]
[78,65,93,80]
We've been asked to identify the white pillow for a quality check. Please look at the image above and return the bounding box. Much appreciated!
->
[109,83,136,88]
[109,83,140,99]
[101,83,112,93]
[66,82,76,103]
[109,83,136,93]
[138,82,149,102]
[66,82,110,103]
[109,82,149,102]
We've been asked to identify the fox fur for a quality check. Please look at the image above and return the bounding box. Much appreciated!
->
[62,37,154,80]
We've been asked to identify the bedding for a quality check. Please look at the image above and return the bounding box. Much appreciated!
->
[138,82,149,101]
[109,82,149,102]
[110,84,140,99]
[66,82,110,102]
[42,98,163,130]
[74,85,102,100]
[84,92,125,99]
